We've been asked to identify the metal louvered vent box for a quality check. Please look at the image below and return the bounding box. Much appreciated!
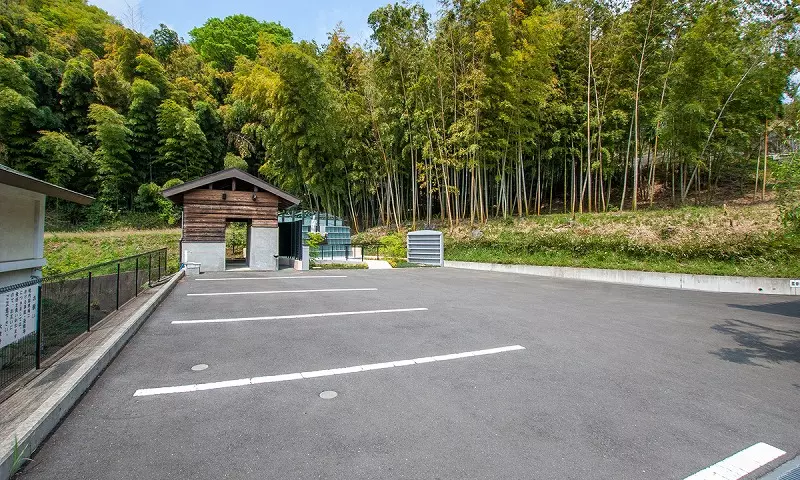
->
[407,230,444,266]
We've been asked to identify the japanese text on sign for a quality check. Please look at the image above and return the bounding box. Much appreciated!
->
[1,285,38,349]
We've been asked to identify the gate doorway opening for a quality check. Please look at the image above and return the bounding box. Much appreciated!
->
[225,220,250,270]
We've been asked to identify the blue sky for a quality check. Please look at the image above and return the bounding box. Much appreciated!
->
[88,0,439,47]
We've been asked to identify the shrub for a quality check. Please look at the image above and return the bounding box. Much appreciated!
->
[85,201,118,227]
[224,153,248,171]
[162,178,184,190]
[380,233,407,258]
[306,232,326,260]
[134,182,163,212]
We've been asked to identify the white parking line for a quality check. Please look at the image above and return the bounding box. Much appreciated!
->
[683,442,786,480]
[194,276,347,281]
[133,345,525,397]
[171,307,429,325]
[187,288,377,297]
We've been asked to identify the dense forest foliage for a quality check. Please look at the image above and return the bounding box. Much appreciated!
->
[1,0,798,230]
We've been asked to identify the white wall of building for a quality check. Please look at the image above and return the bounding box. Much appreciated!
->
[0,183,45,288]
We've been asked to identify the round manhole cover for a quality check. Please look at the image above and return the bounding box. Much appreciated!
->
[319,390,338,399]
[191,364,208,371]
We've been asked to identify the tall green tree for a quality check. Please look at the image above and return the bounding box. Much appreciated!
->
[128,79,162,183]
[88,103,134,207]
[59,50,97,137]
[32,131,92,187]
[156,99,211,181]
[189,15,293,70]
[194,101,225,170]
[150,24,181,62]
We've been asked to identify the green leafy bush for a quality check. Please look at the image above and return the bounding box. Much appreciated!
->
[134,182,182,226]
[224,153,249,170]
[380,233,407,259]
[306,232,326,261]
[84,202,119,227]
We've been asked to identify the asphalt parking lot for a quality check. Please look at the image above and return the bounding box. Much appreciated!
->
[18,268,800,479]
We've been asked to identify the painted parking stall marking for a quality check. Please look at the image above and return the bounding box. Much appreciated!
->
[683,442,786,480]
[194,275,348,282]
[133,345,526,397]
[171,307,428,325]
[187,288,378,297]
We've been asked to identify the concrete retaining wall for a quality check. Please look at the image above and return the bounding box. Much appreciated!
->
[445,261,799,295]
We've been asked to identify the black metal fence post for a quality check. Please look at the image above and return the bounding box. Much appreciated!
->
[134,257,139,297]
[148,253,152,287]
[115,263,120,310]
[35,284,42,370]
[86,272,92,331]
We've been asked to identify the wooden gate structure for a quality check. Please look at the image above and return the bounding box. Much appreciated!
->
[162,168,300,272]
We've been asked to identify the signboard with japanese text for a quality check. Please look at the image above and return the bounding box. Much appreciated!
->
[0,285,38,348]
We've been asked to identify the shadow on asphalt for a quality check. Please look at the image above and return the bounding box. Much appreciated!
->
[711,319,800,366]
[726,300,800,318]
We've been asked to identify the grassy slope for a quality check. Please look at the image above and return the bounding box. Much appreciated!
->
[43,203,798,278]
[355,202,800,278]
[44,229,182,276]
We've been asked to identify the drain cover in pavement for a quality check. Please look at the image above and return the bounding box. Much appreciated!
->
[319,391,338,399]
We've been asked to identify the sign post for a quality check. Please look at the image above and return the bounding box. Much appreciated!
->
[35,284,42,369]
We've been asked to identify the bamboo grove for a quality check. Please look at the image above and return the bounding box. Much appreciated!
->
[0,0,798,229]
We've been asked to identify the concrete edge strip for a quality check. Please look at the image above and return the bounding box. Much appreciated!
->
[133,345,526,397]
[683,442,786,480]
[444,261,799,296]
[0,270,185,480]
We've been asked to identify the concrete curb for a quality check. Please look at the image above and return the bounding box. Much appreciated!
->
[444,261,799,295]
[0,269,185,480]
